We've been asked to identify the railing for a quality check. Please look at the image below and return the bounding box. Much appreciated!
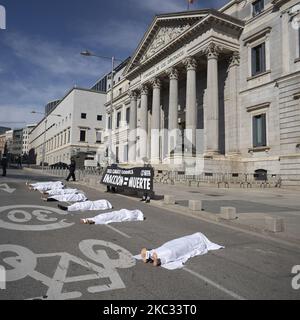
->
[44,167,105,182]
[154,171,283,188]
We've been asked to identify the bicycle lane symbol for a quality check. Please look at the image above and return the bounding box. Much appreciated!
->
[0,240,136,300]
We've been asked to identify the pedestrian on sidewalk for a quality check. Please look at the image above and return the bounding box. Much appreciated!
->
[66,158,76,182]
[1,155,8,177]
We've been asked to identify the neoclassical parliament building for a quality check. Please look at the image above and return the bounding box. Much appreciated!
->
[103,0,300,184]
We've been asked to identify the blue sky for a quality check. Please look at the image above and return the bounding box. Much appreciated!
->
[0,0,228,127]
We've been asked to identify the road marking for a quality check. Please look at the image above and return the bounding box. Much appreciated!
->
[1,240,135,300]
[183,267,246,300]
[106,225,132,239]
[0,184,16,194]
[0,205,74,231]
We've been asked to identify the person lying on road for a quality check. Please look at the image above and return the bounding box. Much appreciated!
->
[42,193,87,202]
[136,232,224,269]
[80,209,144,225]
[57,199,112,212]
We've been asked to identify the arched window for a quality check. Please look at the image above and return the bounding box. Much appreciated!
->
[254,169,267,181]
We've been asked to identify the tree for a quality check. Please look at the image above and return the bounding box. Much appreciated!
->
[28,148,37,165]
[3,142,8,155]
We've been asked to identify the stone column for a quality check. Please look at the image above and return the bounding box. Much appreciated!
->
[128,91,137,163]
[226,52,240,156]
[205,43,220,155]
[139,85,149,162]
[184,57,197,155]
[167,67,179,157]
[150,78,161,164]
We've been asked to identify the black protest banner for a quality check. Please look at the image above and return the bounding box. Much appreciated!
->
[101,165,154,193]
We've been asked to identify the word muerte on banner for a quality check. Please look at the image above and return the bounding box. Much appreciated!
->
[101,165,154,194]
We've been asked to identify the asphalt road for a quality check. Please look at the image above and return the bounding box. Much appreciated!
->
[0,169,299,300]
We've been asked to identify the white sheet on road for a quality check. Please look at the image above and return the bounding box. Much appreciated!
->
[46,188,79,196]
[67,199,112,212]
[84,209,144,225]
[134,232,224,270]
[49,193,87,202]
[29,181,64,191]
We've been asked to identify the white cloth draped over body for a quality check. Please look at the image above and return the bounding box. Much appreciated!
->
[29,181,64,191]
[84,209,144,225]
[48,193,87,202]
[134,232,224,270]
[67,199,113,212]
[46,189,79,196]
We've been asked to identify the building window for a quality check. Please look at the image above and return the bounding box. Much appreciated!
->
[116,111,122,128]
[108,116,111,130]
[80,130,86,142]
[116,146,119,163]
[126,108,130,125]
[251,43,266,76]
[96,131,102,143]
[252,0,264,17]
[81,113,87,119]
[97,115,103,121]
[253,114,267,147]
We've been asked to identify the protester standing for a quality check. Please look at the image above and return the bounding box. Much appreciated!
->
[1,155,8,177]
[66,158,76,182]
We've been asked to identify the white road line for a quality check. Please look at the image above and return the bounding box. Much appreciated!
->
[106,225,132,239]
[183,267,246,300]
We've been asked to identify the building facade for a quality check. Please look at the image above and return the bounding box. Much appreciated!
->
[22,124,36,155]
[0,133,6,157]
[104,0,300,185]
[0,127,11,135]
[29,87,106,167]
[11,129,23,157]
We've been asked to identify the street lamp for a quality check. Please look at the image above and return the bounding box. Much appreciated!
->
[80,50,123,166]
[31,111,62,171]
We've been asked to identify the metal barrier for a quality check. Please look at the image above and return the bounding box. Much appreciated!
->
[154,171,282,189]
[43,167,282,189]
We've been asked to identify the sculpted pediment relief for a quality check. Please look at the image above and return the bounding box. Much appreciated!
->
[140,24,191,63]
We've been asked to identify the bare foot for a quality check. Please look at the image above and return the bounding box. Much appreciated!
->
[141,248,149,263]
[152,252,161,267]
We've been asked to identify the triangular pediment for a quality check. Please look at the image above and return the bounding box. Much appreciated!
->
[139,23,192,63]
[125,11,210,74]
[124,9,244,76]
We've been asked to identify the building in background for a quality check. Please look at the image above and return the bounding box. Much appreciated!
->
[29,87,106,168]
[45,100,60,116]
[8,129,23,164]
[103,0,300,186]
[0,127,11,135]
[0,133,6,157]
[103,58,131,164]
[22,124,36,155]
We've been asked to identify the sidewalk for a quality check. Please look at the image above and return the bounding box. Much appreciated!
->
[153,183,300,244]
